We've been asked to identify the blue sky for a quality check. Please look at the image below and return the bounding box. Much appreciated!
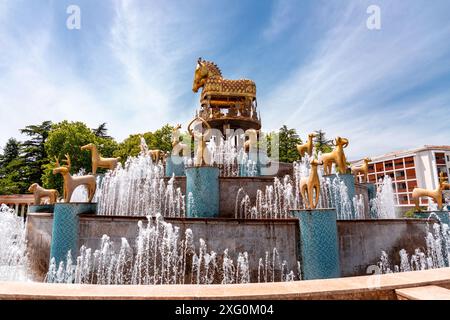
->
[0,0,450,159]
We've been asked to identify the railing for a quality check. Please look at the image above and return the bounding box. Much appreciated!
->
[0,194,34,219]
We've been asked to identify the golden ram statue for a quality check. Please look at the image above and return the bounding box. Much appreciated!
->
[320,137,349,175]
[188,117,212,166]
[411,177,447,211]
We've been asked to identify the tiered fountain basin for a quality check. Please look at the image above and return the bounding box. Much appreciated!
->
[26,210,437,282]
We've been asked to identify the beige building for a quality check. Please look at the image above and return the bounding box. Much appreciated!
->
[352,145,450,208]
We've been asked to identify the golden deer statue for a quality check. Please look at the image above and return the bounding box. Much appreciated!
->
[81,143,120,174]
[296,133,316,157]
[188,117,212,166]
[411,178,446,211]
[52,154,96,203]
[351,157,372,183]
[244,129,258,154]
[300,159,322,209]
[171,124,190,157]
[28,183,59,205]
[320,137,349,175]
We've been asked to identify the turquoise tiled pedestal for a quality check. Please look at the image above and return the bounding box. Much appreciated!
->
[186,166,219,218]
[28,204,55,213]
[50,203,97,265]
[292,208,341,280]
[325,174,356,219]
[165,155,186,177]
[364,183,376,202]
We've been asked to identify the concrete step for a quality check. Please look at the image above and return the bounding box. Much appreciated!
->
[396,285,450,300]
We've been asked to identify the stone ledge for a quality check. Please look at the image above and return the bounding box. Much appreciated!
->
[0,268,449,300]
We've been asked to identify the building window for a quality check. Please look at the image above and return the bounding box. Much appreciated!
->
[397,182,407,190]
[404,157,414,167]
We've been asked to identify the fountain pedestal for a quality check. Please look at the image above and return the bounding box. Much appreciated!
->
[165,155,186,177]
[363,183,376,202]
[325,174,356,219]
[414,211,450,226]
[292,208,340,280]
[50,203,97,265]
[28,204,55,213]
[186,166,219,218]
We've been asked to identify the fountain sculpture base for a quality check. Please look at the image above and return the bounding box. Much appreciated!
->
[186,166,219,218]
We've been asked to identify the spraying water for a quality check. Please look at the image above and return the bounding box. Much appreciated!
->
[370,176,396,219]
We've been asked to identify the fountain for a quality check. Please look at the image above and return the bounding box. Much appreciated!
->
[1,57,449,299]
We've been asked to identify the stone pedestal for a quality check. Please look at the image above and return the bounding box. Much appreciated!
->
[28,204,55,213]
[50,203,97,265]
[364,183,376,202]
[325,174,356,219]
[165,155,186,177]
[186,166,219,218]
[292,208,340,280]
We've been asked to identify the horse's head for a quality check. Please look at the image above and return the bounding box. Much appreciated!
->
[81,143,94,151]
[192,58,222,93]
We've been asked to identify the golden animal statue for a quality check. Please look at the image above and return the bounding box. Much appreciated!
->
[28,183,59,205]
[439,172,450,190]
[148,149,165,163]
[296,133,316,157]
[188,117,212,166]
[244,129,258,154]
[81,143,120,174]
[192,58,260,129]
[52,154,96,203]
[411,178,447,211]
[171,124,190,157]
[299,159,322,209]
[320,137,349,175]
[351,157,372,183]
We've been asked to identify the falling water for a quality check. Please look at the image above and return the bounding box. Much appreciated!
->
[0,204,29,281]
[370,176,396,219]
[95,155,185,217]
[322,175,354,220]
[46,214,298,284]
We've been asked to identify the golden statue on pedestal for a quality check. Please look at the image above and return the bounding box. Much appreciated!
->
[28,183,59,205]
[192,58,260,132]
[411,177,446,211]
[351,158,372,183]
[296,133,316,157]
[52,154,96,203]
[188,117,212,167]
[171,124,190,157]
[81,143,120,174]
[320,137,349,175]
[300,159,322,209]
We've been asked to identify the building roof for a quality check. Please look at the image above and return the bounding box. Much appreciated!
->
[350,145,450,164]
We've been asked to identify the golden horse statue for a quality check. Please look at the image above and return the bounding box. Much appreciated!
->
[52,154,96,203]
[300,158,322,209]
[296,133,316,157]
[411,177,447,211]
[320,137,349,175]
[188,117,212,166]
[171,124,190,157]
[28,183,59,205]
[351,157,372,183]
[81,143,120,174]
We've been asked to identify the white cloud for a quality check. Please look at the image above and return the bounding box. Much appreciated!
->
[261,1,450,159]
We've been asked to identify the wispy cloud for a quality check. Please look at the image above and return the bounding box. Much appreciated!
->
[261,1,450,158]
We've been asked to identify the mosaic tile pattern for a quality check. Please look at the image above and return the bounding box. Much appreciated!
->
[186,166,219,218]
[50,203,97,265]
[293,209,341,280]
[165,155,186,177]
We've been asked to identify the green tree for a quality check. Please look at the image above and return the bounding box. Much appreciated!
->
[0,138,27,194]
[42,121,118,191]
[92,122,112,139]
[267,125,302,163]
[114,124,174,162]
[314,129,333,155]
[20,121,52,186]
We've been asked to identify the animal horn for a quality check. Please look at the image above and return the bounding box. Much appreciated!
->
[54,156,60,167]
[63,154,71,170]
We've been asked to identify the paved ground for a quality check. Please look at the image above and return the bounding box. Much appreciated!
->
[0,267,449,300]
